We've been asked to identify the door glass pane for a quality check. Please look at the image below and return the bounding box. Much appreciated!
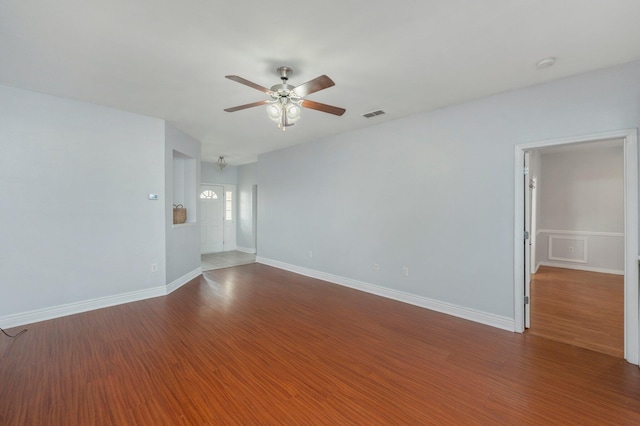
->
[225,191,233,221]
[200,190,218,199]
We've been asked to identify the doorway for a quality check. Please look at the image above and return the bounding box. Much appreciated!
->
[525,141,625,357]
[200,184,224,253]
[514,129,638,365]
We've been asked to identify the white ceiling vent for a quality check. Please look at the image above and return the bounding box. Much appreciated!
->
[362,110,386,118]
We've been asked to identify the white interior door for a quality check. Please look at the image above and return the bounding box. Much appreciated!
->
[200,185,224,253]
[524,152,532,328]
[530,176,537,274]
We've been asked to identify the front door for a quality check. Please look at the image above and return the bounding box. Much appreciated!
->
[200,185,224,253]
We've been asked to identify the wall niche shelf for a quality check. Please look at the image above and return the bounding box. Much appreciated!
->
[172,150,196,224]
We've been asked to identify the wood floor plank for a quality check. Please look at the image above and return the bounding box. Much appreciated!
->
[1,263,639,424]
[528,266,624,357]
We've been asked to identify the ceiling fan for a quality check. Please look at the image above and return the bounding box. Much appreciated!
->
[224,66,346,131]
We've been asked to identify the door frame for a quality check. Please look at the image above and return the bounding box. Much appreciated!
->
[514,128,639,365]
[524,151,532,328]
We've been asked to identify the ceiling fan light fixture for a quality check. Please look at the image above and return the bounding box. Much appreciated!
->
[266,99,302,130]
[285,102,302,123]
[266,103,282,122]
[225,66,345,130]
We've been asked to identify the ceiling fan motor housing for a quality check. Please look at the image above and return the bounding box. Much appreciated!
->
[270,83,295,98]
[277,66,293,80]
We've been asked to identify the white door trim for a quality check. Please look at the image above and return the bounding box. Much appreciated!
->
[514,128,639,365]
[523,151,532,328]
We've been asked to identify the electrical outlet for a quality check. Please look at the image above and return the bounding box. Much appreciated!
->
[373,263,380,271]
[151,263,158,272]
[402,266,409,277]
[309,251,313,258]
[569,246,574,253]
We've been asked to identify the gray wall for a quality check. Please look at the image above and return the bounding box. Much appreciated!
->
[536,143,624,273]
[257,60,640,319]
[202,161,237,185]
[539,144,623,232]
[165,123,201,283]
[0,85,166,316]
[237,162,257,251]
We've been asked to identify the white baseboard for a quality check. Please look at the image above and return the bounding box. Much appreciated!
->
[236,246,257,254]
[167,267,202,294]
[256,256,515,332]
[537,261,624,275]
[1,267,203,329]
[0,285,167,329]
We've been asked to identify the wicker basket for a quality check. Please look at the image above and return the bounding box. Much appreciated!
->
[173,204,187,224]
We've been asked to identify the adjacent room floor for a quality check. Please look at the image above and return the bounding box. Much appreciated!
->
[201,250,256,271]
[527,266,624,358]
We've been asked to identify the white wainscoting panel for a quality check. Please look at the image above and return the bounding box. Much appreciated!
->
[549,235,587,263]
[536,229,623,274]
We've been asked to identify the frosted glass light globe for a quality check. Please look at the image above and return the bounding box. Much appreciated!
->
[266,103,282,122]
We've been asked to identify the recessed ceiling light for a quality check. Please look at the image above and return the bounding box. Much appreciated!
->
[536,57,556,70]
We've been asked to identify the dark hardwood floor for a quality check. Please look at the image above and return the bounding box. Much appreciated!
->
[528,266,624,358]
[1,263,639,424]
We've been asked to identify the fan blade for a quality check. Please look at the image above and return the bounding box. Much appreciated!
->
[300,100,346,116]
[292,75,335,97]
[224,100,270,112]
[225,75,273,94]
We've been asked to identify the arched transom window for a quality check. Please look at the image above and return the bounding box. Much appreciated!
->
[200,190,219,199]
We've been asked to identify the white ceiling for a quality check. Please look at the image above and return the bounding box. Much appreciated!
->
[2,1,640,165]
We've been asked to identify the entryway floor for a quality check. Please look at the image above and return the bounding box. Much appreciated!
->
[201,250,256,272]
